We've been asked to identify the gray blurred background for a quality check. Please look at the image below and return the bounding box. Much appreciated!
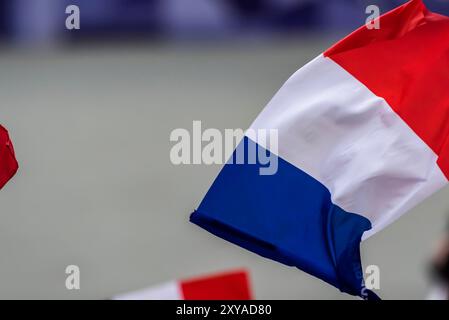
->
[0,0,449,299]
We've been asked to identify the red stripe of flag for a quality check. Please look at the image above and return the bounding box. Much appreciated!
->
[324,0,449,178]
[180,269,253,300]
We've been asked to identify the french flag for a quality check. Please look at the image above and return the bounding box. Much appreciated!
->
[0,125,18,190]
[114,269,252,300]
[191,0,449,299]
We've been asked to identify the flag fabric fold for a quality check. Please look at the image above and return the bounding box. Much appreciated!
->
[190,0,449,299]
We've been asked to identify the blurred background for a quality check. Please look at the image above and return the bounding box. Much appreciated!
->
[0,0,449,299]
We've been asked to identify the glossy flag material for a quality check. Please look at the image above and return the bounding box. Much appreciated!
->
[190,0,449,299]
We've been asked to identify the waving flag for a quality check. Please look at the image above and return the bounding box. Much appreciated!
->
[190,0,449,299]
[113,269,252,300]
[0,125,18,189]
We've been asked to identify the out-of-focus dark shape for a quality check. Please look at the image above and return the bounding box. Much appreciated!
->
[0,0,448,45]
[429,220,449,299]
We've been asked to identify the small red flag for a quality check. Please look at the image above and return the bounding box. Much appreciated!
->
[0,125,18,190]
